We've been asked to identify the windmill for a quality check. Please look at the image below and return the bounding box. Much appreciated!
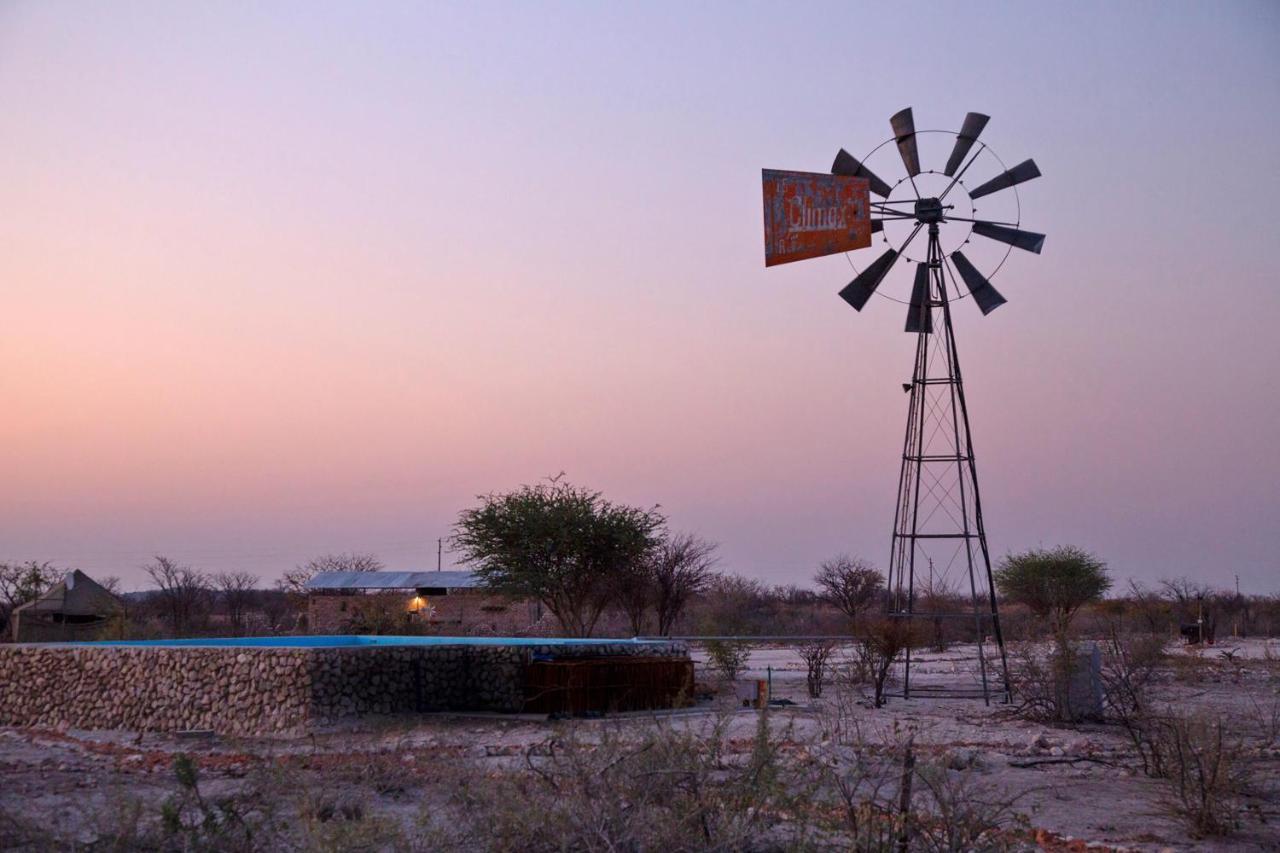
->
[762,108,1045,703]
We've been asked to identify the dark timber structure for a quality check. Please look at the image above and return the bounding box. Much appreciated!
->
[766,107,1047,703]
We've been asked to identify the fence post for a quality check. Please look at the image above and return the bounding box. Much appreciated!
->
[896,735,916,853]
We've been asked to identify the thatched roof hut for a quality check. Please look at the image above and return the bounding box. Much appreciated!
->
[11,570,123,643]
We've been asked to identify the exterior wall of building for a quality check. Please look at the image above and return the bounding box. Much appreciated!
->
[0,640,689,735]
[307,590,551,636]
[12,614,120,644]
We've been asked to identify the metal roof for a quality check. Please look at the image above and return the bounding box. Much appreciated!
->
[305,570,482,591]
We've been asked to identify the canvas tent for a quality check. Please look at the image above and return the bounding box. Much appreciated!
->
[10,570,123,643]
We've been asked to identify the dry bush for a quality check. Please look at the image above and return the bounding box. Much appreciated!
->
[1007,639,1107,723]
[1099,630,1166,722]
[809,705,1025,851]
[0,807,50,851]
[910,766,1028,852]
[1005,641,1060,721]
[0,704,1043,852]
[798,640,836,698]
[435,713,818,851]
[294,787,403,852]
[1168,648,1224,684]
[1245,696,1280,749]
[838,641,875,687]
[1128,713,1251,837]
[859,618,921,708]
[1098,635,1256,836]
[703,640,752,682]
[338,593,427,636]
[99,755,293,851]
[815,727,902,851]
[430,704,1028,852]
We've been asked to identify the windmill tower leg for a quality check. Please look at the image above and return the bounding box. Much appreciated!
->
[887,224,1011,703]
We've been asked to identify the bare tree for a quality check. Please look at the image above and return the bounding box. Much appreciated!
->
[0,561,61,637]
[1160,577,1211,609]
[144,556,210,637]
[612,558,654,636]
[695,573,767,636]
[1160,577,1217,626]
[1127,580,1171,635]
[98,576,123,595]
[611,533,719,636]
[814,556,884,627]
[651,533,717,636]
[213,571,258,635]
[277,552,384,595]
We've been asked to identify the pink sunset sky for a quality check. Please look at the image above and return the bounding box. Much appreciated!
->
[2,2,1277,592]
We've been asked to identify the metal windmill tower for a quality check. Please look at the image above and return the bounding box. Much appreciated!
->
[762,108,1045,703]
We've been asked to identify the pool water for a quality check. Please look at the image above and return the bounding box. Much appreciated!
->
[69,635,660,649]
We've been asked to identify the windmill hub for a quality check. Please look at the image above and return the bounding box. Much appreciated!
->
[913,197,945,223]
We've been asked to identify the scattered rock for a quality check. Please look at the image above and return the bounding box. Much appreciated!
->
[943,748,984,770]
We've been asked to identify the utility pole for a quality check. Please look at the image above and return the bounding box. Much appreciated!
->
[437,538,442,572]
[1234,574,1241,638]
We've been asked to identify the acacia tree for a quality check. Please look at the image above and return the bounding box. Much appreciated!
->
[814,556,884,628]
[451,478,664,637]
[994,545,1112,638]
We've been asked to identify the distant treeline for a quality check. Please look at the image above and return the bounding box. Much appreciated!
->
[3,553,1277,643]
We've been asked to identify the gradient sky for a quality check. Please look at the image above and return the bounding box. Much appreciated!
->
[2,1,1278,592]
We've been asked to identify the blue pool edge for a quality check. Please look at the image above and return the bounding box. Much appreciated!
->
[35,635,671,649]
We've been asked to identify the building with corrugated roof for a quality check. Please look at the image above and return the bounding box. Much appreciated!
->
[304,570,548,636]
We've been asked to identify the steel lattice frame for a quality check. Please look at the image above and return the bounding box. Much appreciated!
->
[885,221,1011,704]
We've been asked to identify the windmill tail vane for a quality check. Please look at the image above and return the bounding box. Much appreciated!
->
[762,107,1046,704]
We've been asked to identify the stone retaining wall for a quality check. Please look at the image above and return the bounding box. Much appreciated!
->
[0,641,687,735]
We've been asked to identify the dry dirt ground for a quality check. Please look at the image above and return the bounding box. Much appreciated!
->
[1,640,1277,851]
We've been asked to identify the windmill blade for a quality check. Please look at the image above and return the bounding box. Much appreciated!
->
[971,221,1046,254]
[944,112,990,176]
[838,249,899,311]
[905,262,933,333]
[832,149,892,198]
[950,251,1008,315]
[968,159,1041,199]
[871,219,884,233]
[890,107,921,177]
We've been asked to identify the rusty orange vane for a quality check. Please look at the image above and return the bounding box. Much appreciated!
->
[762,169,872,267]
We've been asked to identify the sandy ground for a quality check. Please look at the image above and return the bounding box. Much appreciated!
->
[2,639,1277,850]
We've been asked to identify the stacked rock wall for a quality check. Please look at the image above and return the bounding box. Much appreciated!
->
[0,640,688,735]
[0,646,312,735]
[304,645,527,718]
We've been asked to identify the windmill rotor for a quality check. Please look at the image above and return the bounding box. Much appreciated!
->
[837,112,1045,319]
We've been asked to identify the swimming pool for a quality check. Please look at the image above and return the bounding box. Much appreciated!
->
[1,635,691,734]
[71,634,665,649]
